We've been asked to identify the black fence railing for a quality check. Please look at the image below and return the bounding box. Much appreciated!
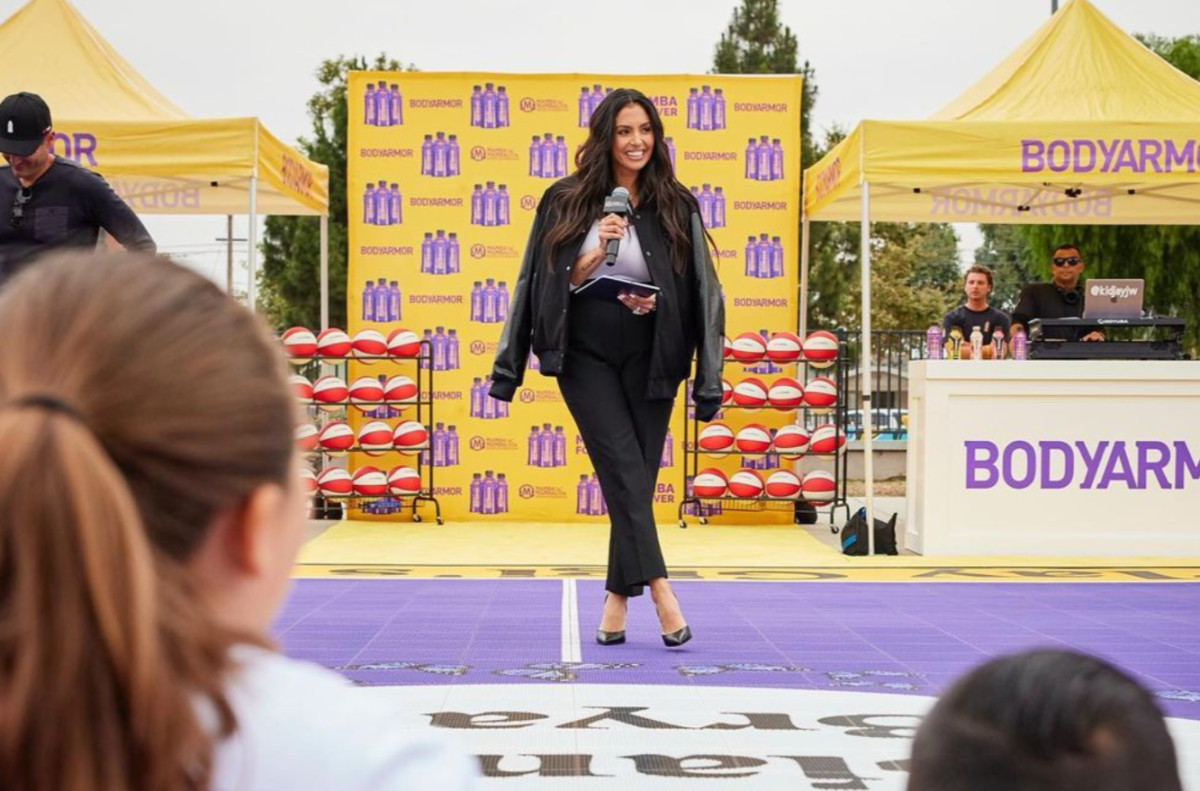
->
[840,329,926,441]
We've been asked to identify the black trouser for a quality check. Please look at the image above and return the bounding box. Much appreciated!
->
[558,297,674,597]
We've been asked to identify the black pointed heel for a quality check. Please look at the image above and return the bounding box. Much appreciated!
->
[597,594,626,646]
[661,624,692,648]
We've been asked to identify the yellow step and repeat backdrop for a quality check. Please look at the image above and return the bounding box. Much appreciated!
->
[348,72,801,522]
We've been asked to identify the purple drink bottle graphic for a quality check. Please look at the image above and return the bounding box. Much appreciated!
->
[374,277,389,321]
[390,83,403,125]
[471,378,484,417]
[470,85,482,127]
[555,136,568,177]
[588,474,603,516]
[529,135,542,177]
[362,280,376,322]
[714,88,725,129]
[470,281,482,322]
[421,232,433,274]
[470,473,482,513]
[699,85,714,131]
[376,82,391,126]
[447,329,459,370]
[528,426,540,466]
[471,184,483,225]
[421,134,433,175]
[482,384,496,419]
[433,132,449,178]
[420,329,433,370]
[771,236,784,278]
[772,138,784,180]
[497,281,509,322]
[448,135,460,176]
[665,137,675,170]
[713,187,725,228]
[746,236,759,277]
[576,475,589,514]
[483,181,498,226]
[482,278,497,323]
[699,185,714,228]
[447,426,459,467]
[554,426,566,467]
[448,233,460,273]
[687,88,699,129]
[745,138,758,180]
[500,395,509,418]
[540,134,556,178]
[662,429,673,467]
[375,180,389,224]
[590,84,604,115]
[538,423,554,468]
[758,235,772,278]
[433,326,448,371]
[433,230,448,275]
[497,185,510,226]
[432,423,446,466]
[497,86,509,127]
[389,184,402,225]
[578,87,590,127]
[482,82,497,129]
[496,474,508,513]
[757,136,772,181]
[481,471,497,515]
[364,83,376,125]
[389,281,401,321]
[363,183,376,225]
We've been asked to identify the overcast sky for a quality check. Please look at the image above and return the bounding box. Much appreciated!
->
[43,0,1200,285]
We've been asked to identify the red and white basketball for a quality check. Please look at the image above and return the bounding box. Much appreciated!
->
[299,466,318,495]
[803,330,839,369]
[766,331,802,362]
[312,376,348,411]
[722,336,733,360]
[804,377,838,411]
[295,423,319,452]
[282,327,317,359]
[387,328,421,358]
[316,328,352,358]
[731,331,767,363]
[809,424,847,456]
[765,470,802,499]
[768,377,805,409]
[358,421,394,455]
[728,469,765,498]
[316,467,353,497]
[387,465,422,496]
[697,422,735,454]
[802,470,837,504]
[693,468,728,498]
[720,378,733,405]
[348,377,385,411]
[352,466,389,497]
[735,424,773,454]
[732,377,768,409]
[351,329,388,360]
[773,424,810,459]
[290,374,313,401]
[317,421,355,452]
[384,375,418,403]
[392,421,429,452]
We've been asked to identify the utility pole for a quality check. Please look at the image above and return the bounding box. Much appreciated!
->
[216,215,247,296]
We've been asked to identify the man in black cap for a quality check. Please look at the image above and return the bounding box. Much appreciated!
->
[0,92,156,286]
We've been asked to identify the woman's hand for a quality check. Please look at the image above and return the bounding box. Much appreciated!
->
[570,214,627,287]
[618,292,657,316]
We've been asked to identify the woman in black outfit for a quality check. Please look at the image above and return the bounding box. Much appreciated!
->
[489,89,724,647]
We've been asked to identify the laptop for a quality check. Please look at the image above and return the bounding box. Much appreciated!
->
[1082,278,1144,320]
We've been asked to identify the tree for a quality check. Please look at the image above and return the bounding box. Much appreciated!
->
[974,224,1036,312]
[259,54,413,330]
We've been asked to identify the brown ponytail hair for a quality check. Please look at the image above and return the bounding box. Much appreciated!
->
[0,253,296,791]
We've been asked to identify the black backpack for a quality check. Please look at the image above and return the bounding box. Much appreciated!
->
[841,507,899,556]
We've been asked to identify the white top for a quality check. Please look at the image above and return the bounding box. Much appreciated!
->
[209,646,479,791]
[581,219,651,283]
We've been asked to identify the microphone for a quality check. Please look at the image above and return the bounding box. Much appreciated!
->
[602,187,631,266]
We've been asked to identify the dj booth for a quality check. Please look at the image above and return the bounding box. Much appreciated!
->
[905,354,1200,557]
[1029,317,1186,360]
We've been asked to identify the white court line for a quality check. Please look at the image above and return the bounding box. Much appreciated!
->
[560,578,581,663]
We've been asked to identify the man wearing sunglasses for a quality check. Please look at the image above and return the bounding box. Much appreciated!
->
[0,92,155,287]
[1010,243,1104,343]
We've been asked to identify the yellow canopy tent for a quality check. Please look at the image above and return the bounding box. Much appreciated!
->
[800,0,1200,546]
[0,0,331,323]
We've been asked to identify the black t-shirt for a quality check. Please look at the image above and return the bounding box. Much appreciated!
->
[942,305,1011,339]
[1012,282,1085,341]
[0,158,156,285]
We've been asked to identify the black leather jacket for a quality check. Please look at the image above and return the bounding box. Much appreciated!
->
[489,178,724,408]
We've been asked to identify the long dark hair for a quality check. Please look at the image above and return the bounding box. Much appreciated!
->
[542,87,715,274]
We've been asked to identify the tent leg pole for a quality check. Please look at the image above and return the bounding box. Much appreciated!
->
[860,182,875,555]
[320,214,330,331]
[248,176,258,313]
[799,213,811,338]
[225,215,235,296]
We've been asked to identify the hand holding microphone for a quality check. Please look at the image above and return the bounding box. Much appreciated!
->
[600,187,631,266]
